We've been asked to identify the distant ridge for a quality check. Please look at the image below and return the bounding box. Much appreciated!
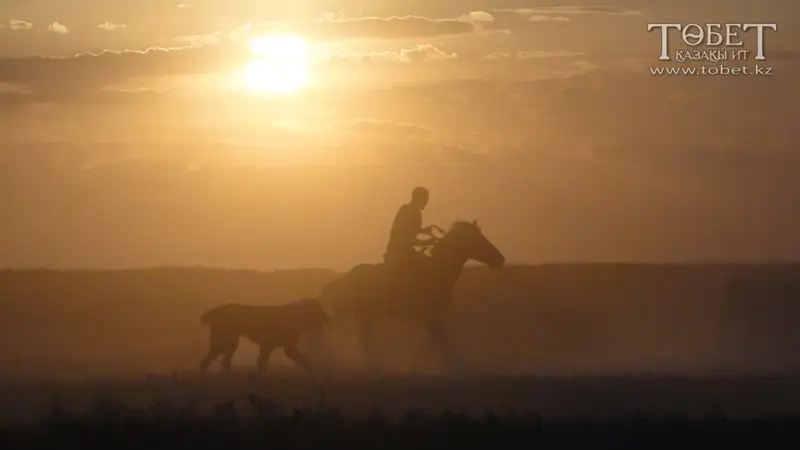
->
[1,262,800,274]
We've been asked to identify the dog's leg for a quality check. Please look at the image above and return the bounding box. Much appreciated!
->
[256,343,276,376]
[284,345,313,376]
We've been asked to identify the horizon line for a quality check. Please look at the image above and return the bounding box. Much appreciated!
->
[2,261,800,273]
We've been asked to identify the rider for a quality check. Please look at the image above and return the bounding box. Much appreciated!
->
[383,186,440,274]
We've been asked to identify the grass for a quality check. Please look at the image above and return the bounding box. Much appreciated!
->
[2,374,800,448]
[2,395,800,449]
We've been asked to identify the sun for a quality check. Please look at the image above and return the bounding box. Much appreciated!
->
[243,34,310,95]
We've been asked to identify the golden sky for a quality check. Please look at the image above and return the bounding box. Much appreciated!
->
[0,1,798,269]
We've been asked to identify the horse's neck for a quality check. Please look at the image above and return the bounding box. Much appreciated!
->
[429,247,468,289]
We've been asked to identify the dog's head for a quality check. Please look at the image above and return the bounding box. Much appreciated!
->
[296,298,331,328]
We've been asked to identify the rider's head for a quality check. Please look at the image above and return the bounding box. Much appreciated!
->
[411,186,429,209]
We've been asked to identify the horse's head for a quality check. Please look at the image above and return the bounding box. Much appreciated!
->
[433,220,505,269]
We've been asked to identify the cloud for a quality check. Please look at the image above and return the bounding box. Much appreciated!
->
[47,22,70,34]
[9,19,33,30]
[495,6,642,17]
[348,118,432,139]
[328,44,457,63]
[329,57,795,153]
[0,31,461,102]
[485,50,584,59]
[527,15,572,22]
[400,44,458,62]
[0,44,248,101]
[458,11,496,23]
[98,22,128,31]
[0,82,28,93]
[253,13,500,41]
[173,31,225,46]
[178,13,502,48]
[1,63,797,193]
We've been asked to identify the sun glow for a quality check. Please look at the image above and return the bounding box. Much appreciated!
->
[244,34,310,95]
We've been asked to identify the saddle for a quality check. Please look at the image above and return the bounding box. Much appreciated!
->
[381,247,433,289]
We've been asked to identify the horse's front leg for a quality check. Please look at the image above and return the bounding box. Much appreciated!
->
[427,318,469,374]
[357,318,378,372]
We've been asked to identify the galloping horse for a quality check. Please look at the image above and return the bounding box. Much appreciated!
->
[318,220,505,370]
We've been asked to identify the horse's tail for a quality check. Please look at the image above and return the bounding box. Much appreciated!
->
[318,278,348,318]
[200,303,237,325]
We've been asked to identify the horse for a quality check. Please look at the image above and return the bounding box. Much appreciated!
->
[317,220,505,371]
[198,298,330,376]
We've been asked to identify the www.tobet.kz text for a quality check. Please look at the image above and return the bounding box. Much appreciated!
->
[650,64,772,76]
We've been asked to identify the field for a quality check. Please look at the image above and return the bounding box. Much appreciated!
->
[2,263,800,378]
[1,264,800,446]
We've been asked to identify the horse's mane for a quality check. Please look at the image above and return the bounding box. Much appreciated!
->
[448,219,480,233]
[433,220,481,253]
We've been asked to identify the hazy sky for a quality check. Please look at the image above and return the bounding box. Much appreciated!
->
[0,1,798,269]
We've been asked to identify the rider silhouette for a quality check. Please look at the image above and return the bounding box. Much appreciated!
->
[383,186,439,274]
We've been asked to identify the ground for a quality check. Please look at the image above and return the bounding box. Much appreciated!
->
[3,372,800,424]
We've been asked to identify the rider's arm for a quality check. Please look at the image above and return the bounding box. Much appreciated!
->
[420,225,440,236]
[412,229,437,245]
[399,206,436,246]
[412,236,437,246]
[413,227,438,245]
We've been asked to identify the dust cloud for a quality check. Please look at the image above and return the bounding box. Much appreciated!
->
[0,264,798,380]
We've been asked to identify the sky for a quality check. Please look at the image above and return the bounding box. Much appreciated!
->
[0,0,798,270]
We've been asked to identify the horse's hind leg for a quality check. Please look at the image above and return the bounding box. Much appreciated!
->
[428,319,469,374]
[357,319,379,372]
[199,351,219,376]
